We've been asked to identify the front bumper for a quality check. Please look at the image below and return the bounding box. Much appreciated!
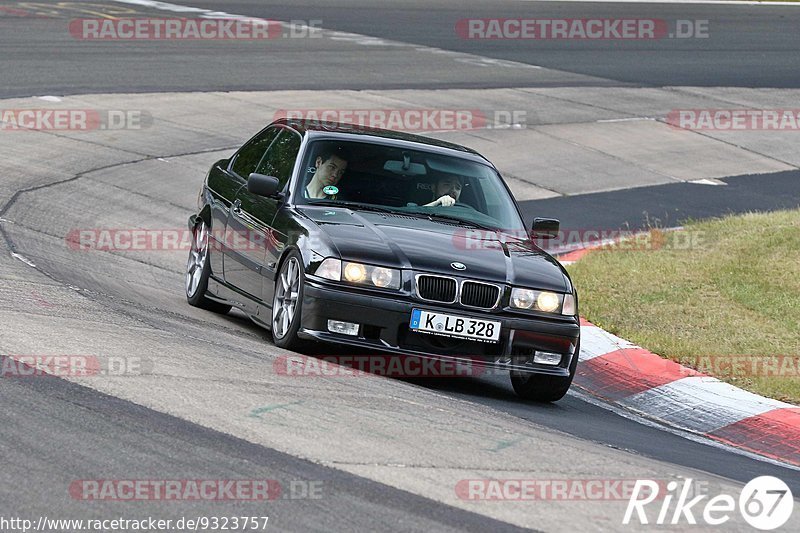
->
[299,279,580,376]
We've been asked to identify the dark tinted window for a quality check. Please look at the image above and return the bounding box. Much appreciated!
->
[295,140,525,231]
[255,129,302,188]
[230,127,280,178]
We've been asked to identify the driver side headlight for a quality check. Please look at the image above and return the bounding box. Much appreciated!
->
[510,288,575,316]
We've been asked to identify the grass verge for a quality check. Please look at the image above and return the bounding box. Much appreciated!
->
[567,209,800,405]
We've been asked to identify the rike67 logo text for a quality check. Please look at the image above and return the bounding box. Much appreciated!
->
[624,476,793,530]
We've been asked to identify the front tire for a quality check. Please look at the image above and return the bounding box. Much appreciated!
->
[510,341,580,402]
[271,251,305,350]
[186,219,231,314]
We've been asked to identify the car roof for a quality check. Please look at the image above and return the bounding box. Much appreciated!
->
[272,118,491,164]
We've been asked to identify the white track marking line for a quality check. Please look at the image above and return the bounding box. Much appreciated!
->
[597,117,654,123]
[11,252,37,268]
[690,178,726,185]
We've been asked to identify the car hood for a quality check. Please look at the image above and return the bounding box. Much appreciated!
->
[298,207,570,293]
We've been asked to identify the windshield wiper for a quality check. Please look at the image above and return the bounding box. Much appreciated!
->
[310,200,399,215]
[420,212,496,231]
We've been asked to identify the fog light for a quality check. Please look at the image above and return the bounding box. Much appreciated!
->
[533,351,562,366]
[327,320,359,336]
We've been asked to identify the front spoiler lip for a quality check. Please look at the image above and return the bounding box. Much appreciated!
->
[296,328,571,377]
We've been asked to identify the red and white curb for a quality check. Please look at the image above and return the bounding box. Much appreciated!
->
[558,244,800,467]
[575,320,800,467]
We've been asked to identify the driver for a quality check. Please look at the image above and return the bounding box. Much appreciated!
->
[425,175,463,207]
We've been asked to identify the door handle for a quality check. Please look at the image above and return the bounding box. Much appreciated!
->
[232,199,242,214]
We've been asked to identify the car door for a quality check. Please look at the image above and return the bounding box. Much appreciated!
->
[224,127,302,300]
[220,126,281,293]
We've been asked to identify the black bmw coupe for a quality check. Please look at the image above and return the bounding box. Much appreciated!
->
[187,118,580,401]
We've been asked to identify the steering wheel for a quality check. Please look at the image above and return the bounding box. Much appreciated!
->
[452,202,477,211]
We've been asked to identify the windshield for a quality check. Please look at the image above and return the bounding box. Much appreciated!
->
[295,139,526,232]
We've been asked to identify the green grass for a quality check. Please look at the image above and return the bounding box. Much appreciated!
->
[567,209,800,405]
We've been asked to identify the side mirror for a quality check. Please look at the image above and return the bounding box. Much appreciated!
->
[247,173,281,198]
[531,217,560,239]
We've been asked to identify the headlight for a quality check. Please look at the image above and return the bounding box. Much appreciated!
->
[344,262,367,282]
[510,288,573,315]
[314,259,400,290]
[537,291,560,313]
[371,267,395,288]
[315,258,341,281]
[345,262,400,289]
[511,288,536,310]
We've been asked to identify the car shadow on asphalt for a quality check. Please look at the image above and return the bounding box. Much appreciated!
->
[301,341,562,407]
[209,308,561,408]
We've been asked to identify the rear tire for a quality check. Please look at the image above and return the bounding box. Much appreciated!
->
[186,220,232,314]
[510,341,580,402]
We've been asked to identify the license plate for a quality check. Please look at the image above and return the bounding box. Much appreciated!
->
[410,309,501,343]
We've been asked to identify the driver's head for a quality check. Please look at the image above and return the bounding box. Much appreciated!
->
[314,146,349,187]
[434,175,463,202]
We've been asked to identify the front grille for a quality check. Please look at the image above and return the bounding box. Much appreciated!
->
[417,275,457,303]
[460,281,501,309]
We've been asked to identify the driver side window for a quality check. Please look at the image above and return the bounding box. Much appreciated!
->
[254,129,302,189]
[230,127,280,179]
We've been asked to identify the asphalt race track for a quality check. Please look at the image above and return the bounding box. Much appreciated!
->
[2,0,800,96]
[1,1,799,531]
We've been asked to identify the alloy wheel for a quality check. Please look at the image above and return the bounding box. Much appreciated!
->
[273,257,301,339]
[186,222,208,298]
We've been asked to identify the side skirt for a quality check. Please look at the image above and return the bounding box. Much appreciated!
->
[207,275,273,330]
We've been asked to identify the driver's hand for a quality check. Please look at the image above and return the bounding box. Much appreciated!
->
[435,195,455,207]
